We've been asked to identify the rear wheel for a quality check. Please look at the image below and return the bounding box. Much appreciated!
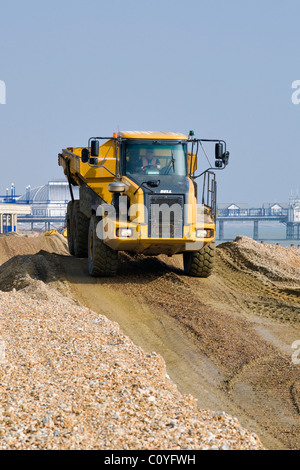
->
[183,242,216,278]
[72,201,89,258]
[88,214,118,277]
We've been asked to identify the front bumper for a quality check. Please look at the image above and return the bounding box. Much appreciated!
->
[102,221,215,255]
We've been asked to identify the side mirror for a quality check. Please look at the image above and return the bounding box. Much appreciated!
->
[81,148,89,163]
[215,142,224,160]
[108,182,126,193]
[222,151,230,166]
[90,140,99,157]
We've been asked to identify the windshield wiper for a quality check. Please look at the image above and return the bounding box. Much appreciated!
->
[133,179,160,195]
[165,151,175,175]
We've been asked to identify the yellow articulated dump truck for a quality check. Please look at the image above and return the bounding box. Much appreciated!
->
[58,131,229,277]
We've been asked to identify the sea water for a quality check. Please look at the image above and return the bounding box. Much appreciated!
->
[216,221,300,247]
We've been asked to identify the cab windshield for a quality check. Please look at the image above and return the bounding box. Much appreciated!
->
[124,142,187,177]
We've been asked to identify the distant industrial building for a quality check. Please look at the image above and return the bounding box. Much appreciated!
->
[286,197,300,239]
[18,180,77,217]
[217,203,249,217]
[217,198,300,240]
[0,203,31,233]
[217,202,290,218]
[262,202,289,216]
[17,180,78,231]
[0,184,31,233]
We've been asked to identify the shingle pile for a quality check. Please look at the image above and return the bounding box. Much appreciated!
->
[0,288,264,450]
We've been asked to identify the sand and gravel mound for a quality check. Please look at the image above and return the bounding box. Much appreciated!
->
[0,238,73,302]
[0,290,263,450]
[0,233,265,450]
[0,232,68,265]
[217,236,300,286]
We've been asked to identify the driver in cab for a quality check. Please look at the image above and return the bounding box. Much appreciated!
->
[136,149,161,173]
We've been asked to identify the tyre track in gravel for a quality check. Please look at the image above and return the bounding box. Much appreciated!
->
[57,240,300,450]
[1,234,300,449]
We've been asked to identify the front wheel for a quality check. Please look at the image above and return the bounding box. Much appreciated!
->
[72,201,89,258]
[183,242,216,278]
[88,215,118,277]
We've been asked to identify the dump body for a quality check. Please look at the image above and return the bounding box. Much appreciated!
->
[58,131,228,277]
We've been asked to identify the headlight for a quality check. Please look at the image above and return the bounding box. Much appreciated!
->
[116,228,133,238]
[196,229,214,238]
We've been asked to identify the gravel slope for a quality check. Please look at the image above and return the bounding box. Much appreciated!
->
[0,233,264,450]
[0,290,264,450]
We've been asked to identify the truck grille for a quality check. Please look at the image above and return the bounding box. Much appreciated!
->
[149,195,184,238]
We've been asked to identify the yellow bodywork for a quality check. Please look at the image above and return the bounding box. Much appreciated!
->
[64,141,116,204]
[119,131,188,140]
[45,229,59,236]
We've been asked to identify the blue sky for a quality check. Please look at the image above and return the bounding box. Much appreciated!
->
[0,0,299,205]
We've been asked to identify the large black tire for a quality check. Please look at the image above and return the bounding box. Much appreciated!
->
[66,201,75,256]
[183,242,216,278]
[72,201,89,258]
[88,214,118,277]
